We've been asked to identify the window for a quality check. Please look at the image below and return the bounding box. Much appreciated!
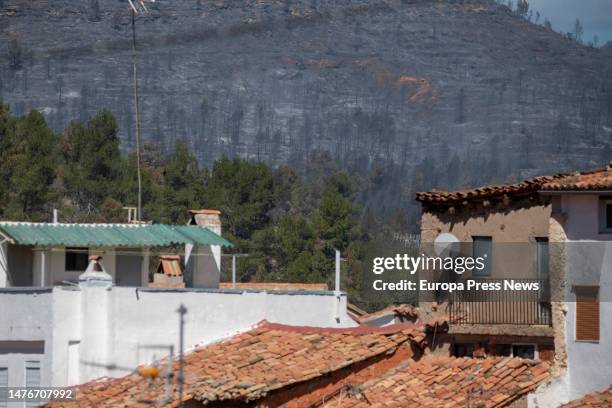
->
[494,344,512,357]
[452,343,474,358]
[25,361,40,408]
[0,367,7,408]
[599,198,612,233]
[575,286,600,342]
[65,248,88,271]
[0,341,44,355]
[472,236,492,276]
[512,344,536,359]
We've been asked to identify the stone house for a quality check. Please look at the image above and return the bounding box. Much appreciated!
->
[416,162,612,407]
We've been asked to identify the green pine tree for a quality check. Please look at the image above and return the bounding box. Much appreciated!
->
[3,109,58,220]
[59,109,124,215]
[154,140,206,224]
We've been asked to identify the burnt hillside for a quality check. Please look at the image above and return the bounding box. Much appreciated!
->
[1,0,611,224]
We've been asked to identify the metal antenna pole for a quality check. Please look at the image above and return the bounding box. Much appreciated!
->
[177,304,187,408]
[131,9,143,221]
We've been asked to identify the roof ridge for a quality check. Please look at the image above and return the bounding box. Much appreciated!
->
[258,320,423,335]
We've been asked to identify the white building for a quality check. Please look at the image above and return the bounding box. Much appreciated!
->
[0,210,357,395]
[0,280,354,391]
[530,164,612,407]
[0,210,229,289]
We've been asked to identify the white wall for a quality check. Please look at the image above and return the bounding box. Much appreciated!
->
[0,289,54,390]
[530,194,612,407]
[102,288,354,382]
[50,288,82,386]
[0,286,356,387]
[563,194,612,401]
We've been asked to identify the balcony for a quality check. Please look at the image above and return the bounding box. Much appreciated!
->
[448,278,551,326]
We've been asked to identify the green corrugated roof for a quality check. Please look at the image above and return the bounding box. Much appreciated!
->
[0,222,234,248]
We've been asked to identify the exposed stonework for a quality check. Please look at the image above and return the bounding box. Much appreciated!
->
[548,212,568,377]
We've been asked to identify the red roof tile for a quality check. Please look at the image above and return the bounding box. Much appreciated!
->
[189,209,222,215]
[327,355,551,408]
[561,385,612,407]
[351,304,419,324]
[347,302,368,318]
[541,164,612,191]
[417,163,612,205]
[156,255,183,277]
[416,176,561,204]
[47,322,425,408]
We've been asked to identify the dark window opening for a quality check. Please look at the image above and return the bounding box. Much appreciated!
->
[600,199,612,233]
[0,341,45,354]
[65,248,88,271]
[494,344,512,357]
[452,343,474,358]
[512,344,535,359]
[472,236,492,276]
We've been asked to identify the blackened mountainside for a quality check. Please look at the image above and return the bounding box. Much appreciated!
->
[1,0,611,222]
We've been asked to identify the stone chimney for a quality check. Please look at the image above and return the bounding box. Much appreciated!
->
[188,209,222,235]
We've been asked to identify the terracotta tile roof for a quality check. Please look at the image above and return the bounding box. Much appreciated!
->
[347,302,368,318]
[541,164,612,191]
[156,255,183,277]
[189,209,222,215]
[561,385,612,407]
[330,355,551,408]
[416,176,560,204]
[416,163,612,205]
[219,282,328,291]
[47,321,425,408]
[351,304,419,324]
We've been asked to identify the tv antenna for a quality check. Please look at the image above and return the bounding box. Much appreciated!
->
[126,0,155,221]
[82,343,175,406]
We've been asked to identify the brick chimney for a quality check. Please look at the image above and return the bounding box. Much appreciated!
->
[149,255,185,288]
[188,209,222,235]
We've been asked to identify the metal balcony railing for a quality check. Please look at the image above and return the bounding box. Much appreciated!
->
[448,278,551,326]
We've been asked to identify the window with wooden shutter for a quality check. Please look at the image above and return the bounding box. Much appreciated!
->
[575,286,600,342]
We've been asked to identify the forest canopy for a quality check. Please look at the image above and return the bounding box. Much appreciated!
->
[0,105,416,309]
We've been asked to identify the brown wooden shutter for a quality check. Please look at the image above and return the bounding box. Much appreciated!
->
[575,286,600,342]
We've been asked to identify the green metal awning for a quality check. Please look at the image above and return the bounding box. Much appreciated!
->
[0,222,234,248]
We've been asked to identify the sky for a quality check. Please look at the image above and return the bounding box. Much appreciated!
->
[528,0,612,45]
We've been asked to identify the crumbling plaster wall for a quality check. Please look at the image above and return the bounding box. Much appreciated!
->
[419,198,551,324]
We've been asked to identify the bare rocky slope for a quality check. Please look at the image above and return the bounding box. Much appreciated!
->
[1,0,611,221]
